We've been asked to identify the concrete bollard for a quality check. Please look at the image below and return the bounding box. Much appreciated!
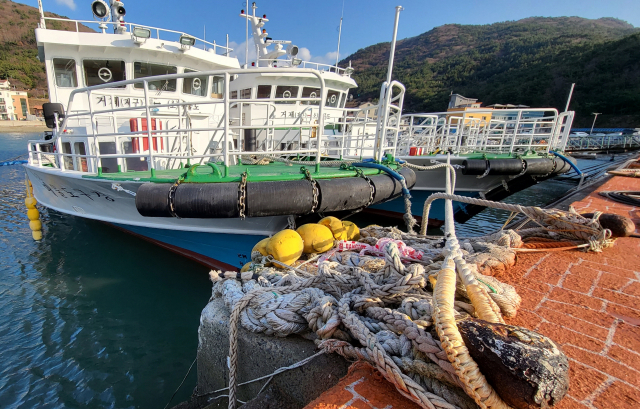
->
[196,295,349,407]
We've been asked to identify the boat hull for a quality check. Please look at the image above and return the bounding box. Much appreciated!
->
[24,165,285,269]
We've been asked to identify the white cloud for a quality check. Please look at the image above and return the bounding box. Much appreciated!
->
[228,41,257,65]
[55,0,76,10]
[297,47,312,62]
[310,51,341,66]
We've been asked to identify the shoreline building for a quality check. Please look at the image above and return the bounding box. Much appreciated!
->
[0,80,30,120]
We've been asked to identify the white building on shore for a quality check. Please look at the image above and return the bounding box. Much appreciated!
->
[0,80,29,120]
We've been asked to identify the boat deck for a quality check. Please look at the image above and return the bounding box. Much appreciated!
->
[83,161,394,183]
[497,167,640,408]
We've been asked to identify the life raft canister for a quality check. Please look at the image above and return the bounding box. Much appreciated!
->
[129,118,164,153]
[409,147,424,156]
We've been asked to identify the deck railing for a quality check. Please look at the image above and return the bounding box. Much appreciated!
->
[41,17,233,55]
[27,69,403,174]
[565,134,640,152]
[253,58,350,75]
[397,109,575,155]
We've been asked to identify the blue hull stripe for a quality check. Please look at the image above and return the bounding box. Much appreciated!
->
[113,223,264,270]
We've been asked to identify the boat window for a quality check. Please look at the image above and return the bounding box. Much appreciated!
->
[326,90,340,108]
[73,142,88,172]
[339,93,346,108]
[275,85,298,104]
[230,90,238,99]
[53,58,77,88]
[98,142,118,173]
[133,62,177,91]
[257,85,272,99]
[61,142,73,170]
[301,87,320,105]
[211,76,224,99]
[83,59,126,88]
[183,69,208,97]
[239,88,252,99]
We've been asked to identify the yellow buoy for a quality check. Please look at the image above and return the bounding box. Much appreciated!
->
[27,208,40,221]
[252,237,272,266]
[266,229,304,266]
[29,220,42,231]
[296,223,334,253]
[343,221,361,241]
[32,230,43,241]
[252,237,270,256]
[318,216,347,240]
[25,197,37,209]
[240,263,252,273]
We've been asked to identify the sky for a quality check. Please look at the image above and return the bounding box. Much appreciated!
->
[23,0,640,65]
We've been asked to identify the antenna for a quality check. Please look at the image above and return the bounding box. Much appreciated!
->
[245,0,250,68]
[335,0,345,66]
[564,83,575,112]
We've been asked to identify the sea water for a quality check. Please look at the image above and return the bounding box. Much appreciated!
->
[0,132,622,408]
[0,132,210,408]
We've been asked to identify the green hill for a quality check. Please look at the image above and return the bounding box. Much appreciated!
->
[341,17,640,127]
[0,0,92,95]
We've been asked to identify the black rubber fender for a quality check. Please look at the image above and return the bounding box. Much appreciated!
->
[487,159,525,175]
[173,183,239,218]
[316,177,372,212]
[136,183,172,217]
[246,180,314,217]
[523,158,555,175]
[461,159,488,176]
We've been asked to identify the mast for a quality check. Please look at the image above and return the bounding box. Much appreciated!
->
[335,17,343,66]
[385,6,403,86]
[245,0,249,68]
[335,0,345,66]
[37,0,46,29]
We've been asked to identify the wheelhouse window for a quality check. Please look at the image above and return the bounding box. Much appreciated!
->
[301,87,320,105]
[182,69,208,97]
[133,62,177,91]
[53,58,77,88]
[275,85,298,104]
[257,85,272,99]
[340,93,346,108]
[326,90,340,108]
[230,90,238,99]
[240,88,252,99]
[83,59,126,88]
[211,76,224,99]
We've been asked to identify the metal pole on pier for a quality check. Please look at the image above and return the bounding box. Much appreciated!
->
[385,6,403,86]
[564,83,575,112]
[590,112,601,135]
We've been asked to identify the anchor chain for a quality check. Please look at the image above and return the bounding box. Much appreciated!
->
[302,167,319,213]
[238,172,247,220]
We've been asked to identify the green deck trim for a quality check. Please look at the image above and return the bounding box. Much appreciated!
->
[82,161,400,183]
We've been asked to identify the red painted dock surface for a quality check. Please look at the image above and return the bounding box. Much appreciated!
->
[498,173,640,408]
[305,170,640,409]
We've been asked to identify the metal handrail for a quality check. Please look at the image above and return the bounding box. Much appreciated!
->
[253,58,348,75]
[41,17,232,55]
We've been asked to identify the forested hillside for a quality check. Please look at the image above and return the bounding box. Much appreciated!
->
[341,17,640,127]
[0,0,92,94]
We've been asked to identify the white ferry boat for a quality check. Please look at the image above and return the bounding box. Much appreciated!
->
[24,0,414,270]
